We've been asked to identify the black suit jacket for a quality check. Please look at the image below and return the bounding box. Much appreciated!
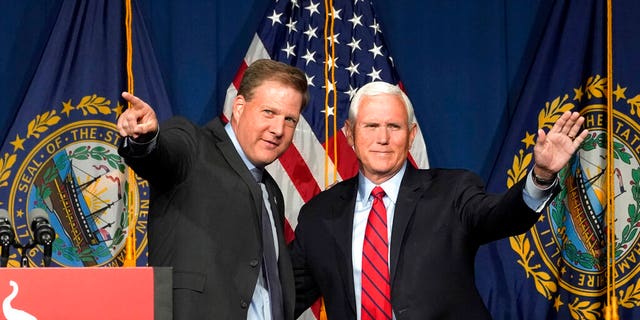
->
[291,165,545,319]
[120,117,295,320]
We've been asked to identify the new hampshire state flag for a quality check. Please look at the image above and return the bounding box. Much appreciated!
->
[475,1,640,319]
[0,0,170,267]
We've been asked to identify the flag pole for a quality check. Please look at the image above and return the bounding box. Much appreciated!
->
[604,0,619,318]
[123,0,137,267]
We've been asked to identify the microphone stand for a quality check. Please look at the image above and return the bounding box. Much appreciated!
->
[0,246,9,267]
[9,239,54,267]
[0,217,14,267]
[13,240,37,267]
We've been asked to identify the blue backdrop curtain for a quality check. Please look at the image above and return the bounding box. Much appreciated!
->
[0,0,545,180]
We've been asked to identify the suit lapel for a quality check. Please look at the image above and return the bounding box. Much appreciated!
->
[209,119,263,229]
[210,119,295,315]
[390,165,427,285]
[325,178,359,313]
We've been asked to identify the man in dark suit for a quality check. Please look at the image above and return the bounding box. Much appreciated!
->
[117,59,308,320]
[290,81,588,319]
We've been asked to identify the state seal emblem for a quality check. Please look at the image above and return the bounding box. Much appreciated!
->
[509,75,640,318]
[0,94,148,267]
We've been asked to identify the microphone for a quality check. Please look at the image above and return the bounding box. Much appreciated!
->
[30,208,56,267]
[0,209,15,267]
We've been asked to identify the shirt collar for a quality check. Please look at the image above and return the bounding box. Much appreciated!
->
[357,161,407,204]
[224,122,258,172]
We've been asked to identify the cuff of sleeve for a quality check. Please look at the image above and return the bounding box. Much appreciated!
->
[527,169,556,194]
[523,170,556,212]
[122,128,159,158]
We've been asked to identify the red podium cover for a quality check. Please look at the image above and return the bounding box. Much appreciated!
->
[0,267,158,319]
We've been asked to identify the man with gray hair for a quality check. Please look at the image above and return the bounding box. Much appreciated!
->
[290,81,588,319]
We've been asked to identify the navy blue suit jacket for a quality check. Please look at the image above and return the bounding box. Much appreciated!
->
[291,165,544,319]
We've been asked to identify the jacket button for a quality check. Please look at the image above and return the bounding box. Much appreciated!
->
[240,300,248,309]
[250,259,259,267]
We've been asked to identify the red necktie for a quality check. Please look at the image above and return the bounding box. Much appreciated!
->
[361,186,392,320]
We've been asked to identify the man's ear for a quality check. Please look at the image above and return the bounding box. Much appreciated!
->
[345,120,354,147]
[408,123,417,147]
[232,95,246,121]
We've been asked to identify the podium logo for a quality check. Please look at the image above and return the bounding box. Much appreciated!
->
[2,280,36,320]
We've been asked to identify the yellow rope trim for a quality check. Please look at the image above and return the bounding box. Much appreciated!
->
[125,0,134,97]
[322,0,338,189]
[605,0,618,318]
[329,1,338,185]
[323,0,330,189]
[123,0,137,267]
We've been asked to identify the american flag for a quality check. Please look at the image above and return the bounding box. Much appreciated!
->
[223,1,429,316]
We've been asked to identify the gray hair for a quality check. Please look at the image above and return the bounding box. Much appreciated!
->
[348,81,415,126]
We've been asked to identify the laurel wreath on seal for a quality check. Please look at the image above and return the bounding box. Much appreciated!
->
[568,297,601,320]
[0,95,130,265]
[508,94,574,301]
[508,76,640,317]
[0,95,120,195]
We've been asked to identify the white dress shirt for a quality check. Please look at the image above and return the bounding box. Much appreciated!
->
[225,124,276,320]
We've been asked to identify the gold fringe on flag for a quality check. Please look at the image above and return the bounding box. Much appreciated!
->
[319,297,328,320]
[123,0,137,268]
[323,0,339,190]
[317,1,337,316]
[604,0,619,318]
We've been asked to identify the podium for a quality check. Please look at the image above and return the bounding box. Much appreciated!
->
[0,267,171,319]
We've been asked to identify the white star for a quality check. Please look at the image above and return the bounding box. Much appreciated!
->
[306,74,316,87]
[267,10,283,26]
[291,0,300,9]
[345,85,358,100]
[367,67,382,81]
[326,56,339,70]
[348,13,363,28]
[329,7,342,20]
[286,18,298,33]
[305,0,320,17]
[346,61,360,76]
[370,19,382,35]
[347,37,361,52]
[321,106,335,117]
[304,25,318,41]
[328,33,341,46]
[322,81,336,93]
[369,43,383,59]
[302,49,316,65]
[281,42,296,58]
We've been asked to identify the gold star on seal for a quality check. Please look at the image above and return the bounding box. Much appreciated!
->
[553,295,564,311]
[113,102,124,119]
[15,209,25,218]
[10,134,26,152]
[613,84,627,102]
[573,86,584,102]
[61,99,74,117]
[521,131,536,149]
